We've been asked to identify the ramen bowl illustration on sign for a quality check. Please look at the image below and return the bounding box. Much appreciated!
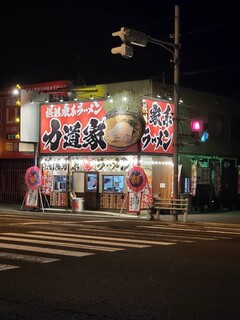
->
[104,110,145,149]
[103,91,146,150]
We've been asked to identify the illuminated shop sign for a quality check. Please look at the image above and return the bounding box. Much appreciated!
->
[40,99,174,154]
[141,99,174,154]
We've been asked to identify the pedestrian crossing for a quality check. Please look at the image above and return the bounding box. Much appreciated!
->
[0,229,176,272]
[0,252,59,263]
[137,223,240,238]
[0,264,20,272]
[0,223,238,273]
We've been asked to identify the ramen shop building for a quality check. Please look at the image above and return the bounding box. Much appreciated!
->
[21,78,237,213]
[34,79,176,212]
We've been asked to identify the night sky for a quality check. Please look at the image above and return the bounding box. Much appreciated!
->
[1,0,239,98]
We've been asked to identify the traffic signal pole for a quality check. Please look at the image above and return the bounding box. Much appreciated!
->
[172,5,180,221]
[111,5,180,221]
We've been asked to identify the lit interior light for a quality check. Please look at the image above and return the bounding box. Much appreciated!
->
[13,89,19,95]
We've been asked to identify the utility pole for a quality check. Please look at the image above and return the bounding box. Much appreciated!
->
[111,5,180,221]
[172,5,180,221]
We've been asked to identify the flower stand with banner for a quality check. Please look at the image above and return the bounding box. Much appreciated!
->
[21,166,50,212]
[119,165,147,216]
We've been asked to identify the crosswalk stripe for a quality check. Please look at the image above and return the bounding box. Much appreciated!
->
[0,264,20,271]
[0,252,59,263]
[15,222,50,225]
[0,235,124,252]
[81,219,117,223]
[70,227,196,243]
[14,233,151,248]
[29,231,176,246]
[139,224,239,234]
[137,225,232,239]
[72,227,195,242]
[0,243,94,258]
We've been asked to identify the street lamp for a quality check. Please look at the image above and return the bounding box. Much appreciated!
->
[111,5,180,221]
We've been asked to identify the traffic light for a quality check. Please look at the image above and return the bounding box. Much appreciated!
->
[111,43,133,59]
[111,27,148,58]
[190,120,209,142]
[190,120,203,139]
[201,131,209,142]
[111,27,132,58]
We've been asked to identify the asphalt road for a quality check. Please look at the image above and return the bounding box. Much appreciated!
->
[1,202,240,225]
[0,211,240,319]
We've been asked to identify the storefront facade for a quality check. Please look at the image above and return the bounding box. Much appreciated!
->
[1,78,240,211]
[40,154,175,212]
[39,95,176,212]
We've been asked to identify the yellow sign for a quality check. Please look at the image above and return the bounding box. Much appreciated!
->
[74,85,107,100]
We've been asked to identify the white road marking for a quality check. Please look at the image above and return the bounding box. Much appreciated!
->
[0,264,20,272]
[0,252,59,263]
[0,235,124,252]
[19,233,150,248]
[0,243,94,258]
[82,219,121,223]
[137,225,232,239]
[13,222,50,225]
[30,231,176,246]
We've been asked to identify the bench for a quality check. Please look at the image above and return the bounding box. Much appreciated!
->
[152,197,189,222]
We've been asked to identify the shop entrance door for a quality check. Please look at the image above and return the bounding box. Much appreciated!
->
[84,172,99,210]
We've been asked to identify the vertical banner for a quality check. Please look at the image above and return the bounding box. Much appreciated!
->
[190,160,198,196]
[141,182,153,209]
[42,170,53,195]
[24,189,39,208]
[127,192,142,214]
[141,99,174,154]
[212,160,221,197]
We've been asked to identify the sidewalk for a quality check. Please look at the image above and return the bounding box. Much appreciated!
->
[0,202,240,225]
